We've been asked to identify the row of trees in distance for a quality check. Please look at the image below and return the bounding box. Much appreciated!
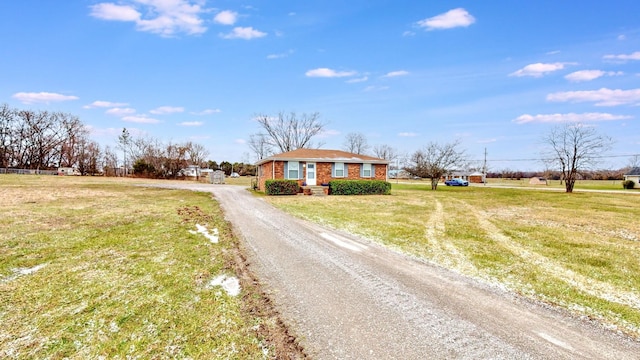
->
[0,104,250,178]
[247,111,634,192]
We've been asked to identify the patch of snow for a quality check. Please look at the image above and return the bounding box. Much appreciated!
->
[16,263,47,275]
[1,264,47,284]
[193,224,219,243]
[207,275,241,296]
[109,321,120,333]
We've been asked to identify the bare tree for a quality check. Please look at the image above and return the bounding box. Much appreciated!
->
[372,144,398,162]
[542,123,612,193]
[57,114,87,168]
[628,154,640,171]
[0,104,15,168]
[118,128,131,176]
[254,112,326,153]
[248,133,273,160]
[186,141,209,167]
[404,140,466,190]
[102,146,119,176]
[343,132,369,154]
[76,138,101,175]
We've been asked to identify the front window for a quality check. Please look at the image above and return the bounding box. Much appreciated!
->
[288,161,299,179]
[363,163,372,177]
[335,162,344,177]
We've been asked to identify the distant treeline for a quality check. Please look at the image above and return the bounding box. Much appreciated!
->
[488,169,627,181]
[0,103,100,173]
[1,103,251,178]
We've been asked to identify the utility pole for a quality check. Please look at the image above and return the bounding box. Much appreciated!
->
[483,147,487,185]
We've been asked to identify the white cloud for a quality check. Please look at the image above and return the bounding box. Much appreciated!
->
[546,50,561,55]
[383,70,409,78]
[510,62,575,77]
[346,76,368,83]
[90,0,207,37]
[189,135,210,140]
[402,31,416,37]
[603,51,640,62]
[106,107,136,116]
[514,112,632,124]
[191,109,221,115]
[305,68,357,78]
[235,139,246,144]
[417,8,475,30]
[12,92,79,104]
[618,34,626,41]
[179,121,203,126]
[317,129,340,138]
[565,70,623,82]
[267,49,294,59]
[398,132,418,137]
[363,85,389,92]
[90,3,140,21]
[122,115,161,124]
[150,106,184,114]
[477,138,497,144]
[84,100,128,109]
[220,26,267,40]
[547,88,640,106]
[214,10,238,25]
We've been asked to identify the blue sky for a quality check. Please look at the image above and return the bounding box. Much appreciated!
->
[1,1,639,170]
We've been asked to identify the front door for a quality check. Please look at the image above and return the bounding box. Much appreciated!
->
[306,162,316,186]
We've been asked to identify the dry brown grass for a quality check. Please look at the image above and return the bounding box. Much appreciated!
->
[0,175,304,359]
[265,184,640,337]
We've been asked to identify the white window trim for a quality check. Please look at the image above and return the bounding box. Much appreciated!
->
[288,161,299,179]
[363,163,372,177]
[335,162,345,177]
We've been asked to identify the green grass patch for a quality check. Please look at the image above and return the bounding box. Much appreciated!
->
[0,175,273,358]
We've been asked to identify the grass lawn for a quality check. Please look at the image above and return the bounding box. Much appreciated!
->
[265,182,640,337]
[0,175,289,359]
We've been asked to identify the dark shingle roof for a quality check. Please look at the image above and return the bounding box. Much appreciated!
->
[625,167,640,176]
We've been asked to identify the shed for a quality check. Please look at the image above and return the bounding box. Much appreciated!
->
[468,172,485,183]
[210,170,225,184]
[623,167,640,189]
[529,177,548,185]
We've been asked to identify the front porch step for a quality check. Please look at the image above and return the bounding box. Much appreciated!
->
[303,186,328,196]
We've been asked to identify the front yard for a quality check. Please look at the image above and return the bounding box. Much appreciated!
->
[265,183,640,338]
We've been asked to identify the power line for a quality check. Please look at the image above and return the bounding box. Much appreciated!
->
[469,153,640,162]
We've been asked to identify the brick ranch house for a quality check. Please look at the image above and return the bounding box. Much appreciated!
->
[256,149,389,192]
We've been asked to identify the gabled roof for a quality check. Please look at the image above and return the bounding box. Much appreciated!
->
[256,148,389,165]
[625,167,640,176]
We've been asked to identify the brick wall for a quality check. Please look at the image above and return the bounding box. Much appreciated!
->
[316,162,333,185]
[258,160,388,190]
[258,161,285,190]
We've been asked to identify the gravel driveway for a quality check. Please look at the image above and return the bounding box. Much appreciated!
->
[150,183,640,359]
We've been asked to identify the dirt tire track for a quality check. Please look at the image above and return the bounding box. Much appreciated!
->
[424,199,478,275]
[454,199,640,311]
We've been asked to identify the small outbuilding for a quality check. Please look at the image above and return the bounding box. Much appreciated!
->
[468,172,485,184]
[210,170,225,184]
[529,177,548,185]
[57,167,80,176]
[623,167,640,189]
